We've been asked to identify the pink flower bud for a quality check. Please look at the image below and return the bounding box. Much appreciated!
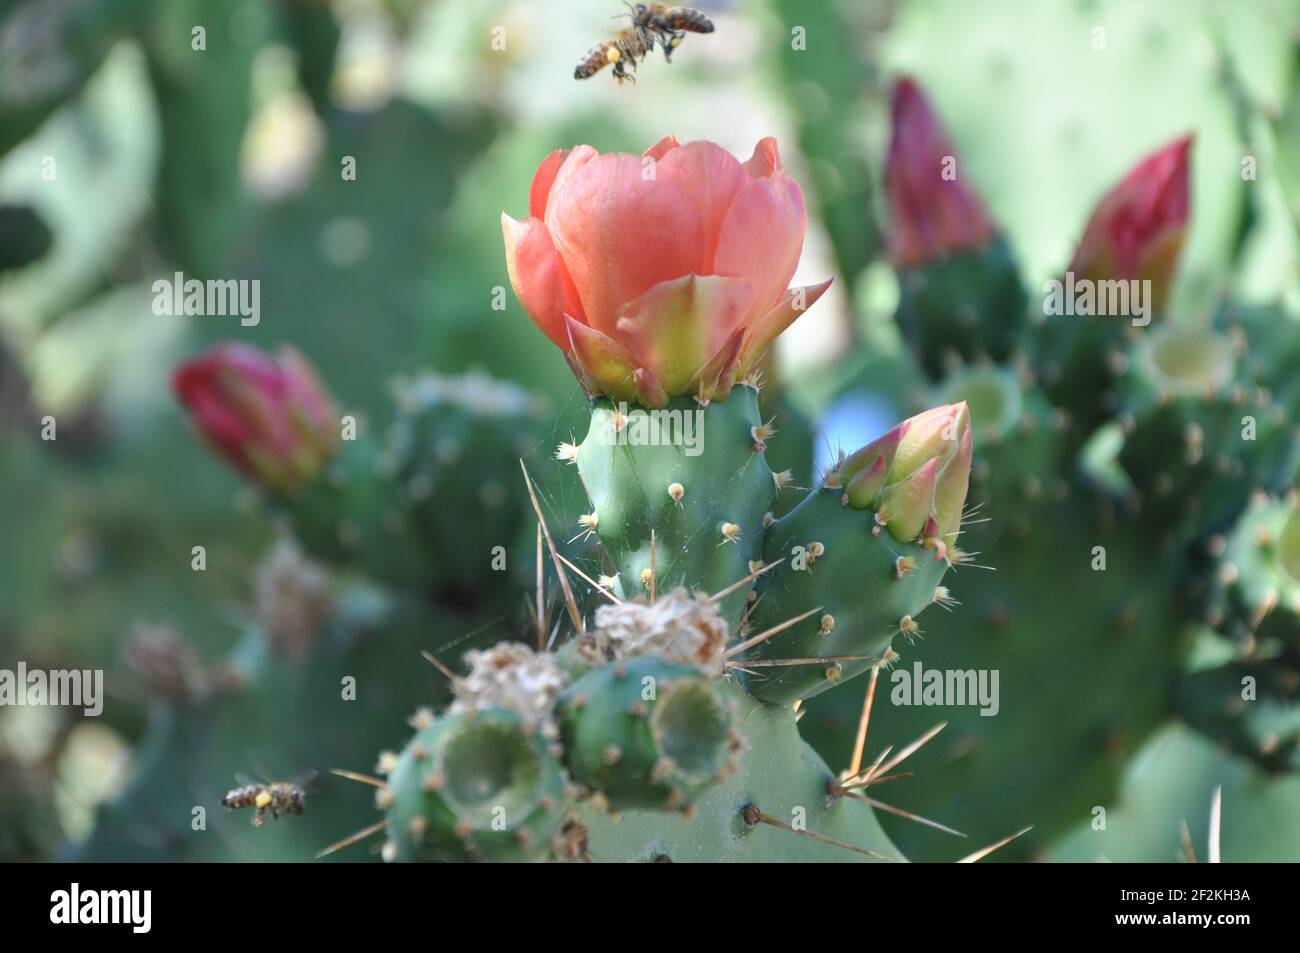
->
[886,78,996,267]
[843,402,973,548]
[173,343,338,494]
[1068,136,1192,311]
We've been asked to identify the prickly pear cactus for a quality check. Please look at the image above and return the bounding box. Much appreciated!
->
[308,134,1009,863]
[797,72,1300,863]
[342,590,916,863]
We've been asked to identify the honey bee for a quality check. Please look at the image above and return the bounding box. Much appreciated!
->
[636,4,714,61]
[573,25,655,83]
[575,4,714,82]
[221,771,315,828]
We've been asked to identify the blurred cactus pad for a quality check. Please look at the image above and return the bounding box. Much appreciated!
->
[1,0,1299,865]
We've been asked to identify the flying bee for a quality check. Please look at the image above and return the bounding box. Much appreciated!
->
[221,771,316,828]
[575,4,713,82]
[574,25,655,83]
[634,4,714,61]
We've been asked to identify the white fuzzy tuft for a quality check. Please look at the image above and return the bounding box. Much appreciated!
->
[589,588,729,676]
[451,643,565,732]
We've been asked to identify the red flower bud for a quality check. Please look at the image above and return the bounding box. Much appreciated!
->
[886,77,996,267]
[1068,136,1192,311]
[173,343,338,494]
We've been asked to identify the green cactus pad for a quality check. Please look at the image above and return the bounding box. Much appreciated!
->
[796,487,1183,861]
[557,657,740,811]
[740,487,950,704]
[282,432,427,584]
[1117,324,1298,540]
[1204,496,1300,661]
[1050,723,1300,862]
[1031,304,1136,442]
[895,237,1028,380]
[381,371,543,596]
[574,388,776,624]
[280,370,543,597]
[933,365,1065,544]
[384,709,567,862]
[579,681,903,862]
[1176,657,1300,773]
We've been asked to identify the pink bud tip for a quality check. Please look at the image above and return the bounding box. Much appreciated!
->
[172,343,338,494]
[1069,135,1193,309]
[886,77,997,268]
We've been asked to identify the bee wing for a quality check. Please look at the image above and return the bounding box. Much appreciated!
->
[234,772,258,787]
[295,768,321,793]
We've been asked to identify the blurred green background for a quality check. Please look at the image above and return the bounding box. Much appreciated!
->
[1,0,1297,861]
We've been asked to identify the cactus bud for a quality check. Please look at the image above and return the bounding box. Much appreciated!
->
[843,403,973,545]
[172,343,338,495]
[1068,135,1192,313]
[886,77,996,268]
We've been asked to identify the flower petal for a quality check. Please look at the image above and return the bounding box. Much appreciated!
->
[743,137,783,178]
[643,136,681,161]
[502,213,572,349]
[565,315,640,403]
[690,326,747,403]
[529,149,572,220]
[614,274,754,396]
[546,142,754,336]
[713,171,807,318]
[737,278,833,378]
